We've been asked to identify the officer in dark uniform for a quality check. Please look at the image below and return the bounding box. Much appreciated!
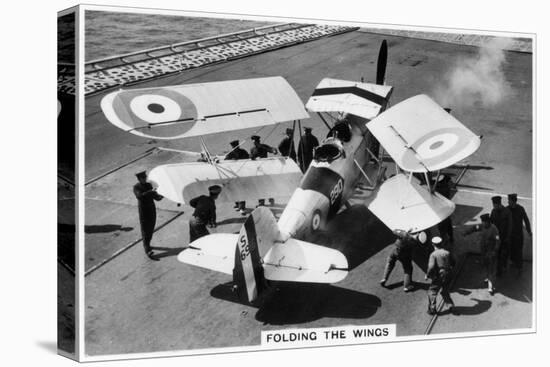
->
[435,174,455,247]
[490,196,512,276]
[426,236,456,315]
[133,171,163,259]
[249,135,278,206]
[380,229,417,292]
[506,193,532,275]
[278,128,297,162]
[250,135,277,160]
[188,185,222,243]
[225,140,250,160]
[463,213,501,294]
[224,140,248,213]
[297,127,319,172]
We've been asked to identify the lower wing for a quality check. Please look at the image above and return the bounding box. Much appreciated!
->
[149,157,303,205]
[368,173,455,232]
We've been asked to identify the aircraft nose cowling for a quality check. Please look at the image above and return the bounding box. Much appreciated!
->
[277,188,329,238]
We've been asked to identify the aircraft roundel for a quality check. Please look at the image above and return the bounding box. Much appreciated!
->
[402,127,472,169]
[311,210,322,231]
[111,88,198,139]
[129,94,183,124]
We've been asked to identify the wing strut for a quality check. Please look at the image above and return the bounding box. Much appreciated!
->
[388,124,430,172]
[354,159,374,187]
[317,112,332,130]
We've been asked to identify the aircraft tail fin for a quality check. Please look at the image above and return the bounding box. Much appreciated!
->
[233,207,281,304]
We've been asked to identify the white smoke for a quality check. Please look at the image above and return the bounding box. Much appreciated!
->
[433,37,513,109]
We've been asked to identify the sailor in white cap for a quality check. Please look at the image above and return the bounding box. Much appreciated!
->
[426,236,456,315]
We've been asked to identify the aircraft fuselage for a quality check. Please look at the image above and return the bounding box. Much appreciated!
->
[277,118,371,241]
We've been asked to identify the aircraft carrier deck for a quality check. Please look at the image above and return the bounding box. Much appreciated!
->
[59,26,533,357]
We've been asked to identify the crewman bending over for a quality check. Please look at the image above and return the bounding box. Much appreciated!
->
[188,185,222,243]
[225,139,250,160]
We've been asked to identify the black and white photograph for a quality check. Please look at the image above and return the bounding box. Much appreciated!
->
[51,1,540,364]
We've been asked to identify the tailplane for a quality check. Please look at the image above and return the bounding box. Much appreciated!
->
[232,206,281,304]
[179,206,349,304]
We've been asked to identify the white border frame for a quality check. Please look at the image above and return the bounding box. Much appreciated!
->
[54,2,539,364]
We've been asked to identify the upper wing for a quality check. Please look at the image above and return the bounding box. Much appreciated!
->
[367,94,481,172]
[368,173,455,232]
[101,76,309,140]
[148,157,303,205]
[305,78,393,120]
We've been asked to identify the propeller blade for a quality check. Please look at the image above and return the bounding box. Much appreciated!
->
[376,40,388,85]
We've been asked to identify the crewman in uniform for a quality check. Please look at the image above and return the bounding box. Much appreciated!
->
[463,214,500,295]
[250,135,277,160]
[506,193,532,276]
[380,229,417,292]
[225,140,248,213]
[133,171,164,259]
[250,135,277,206]
[278,128,297,162]
[426,236,456,315]
[435,174,455,248]
[297,127,319,172]
[490,196,512,276]
[225,140,250,160]
[188,185,222,243]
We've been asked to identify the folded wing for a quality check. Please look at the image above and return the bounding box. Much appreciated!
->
[367,94,481,172]
[148,157,303,205]
[101,76,309,140]
[305,78,393,120]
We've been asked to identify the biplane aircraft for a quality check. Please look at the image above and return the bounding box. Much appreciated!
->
[100,41,481,304]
